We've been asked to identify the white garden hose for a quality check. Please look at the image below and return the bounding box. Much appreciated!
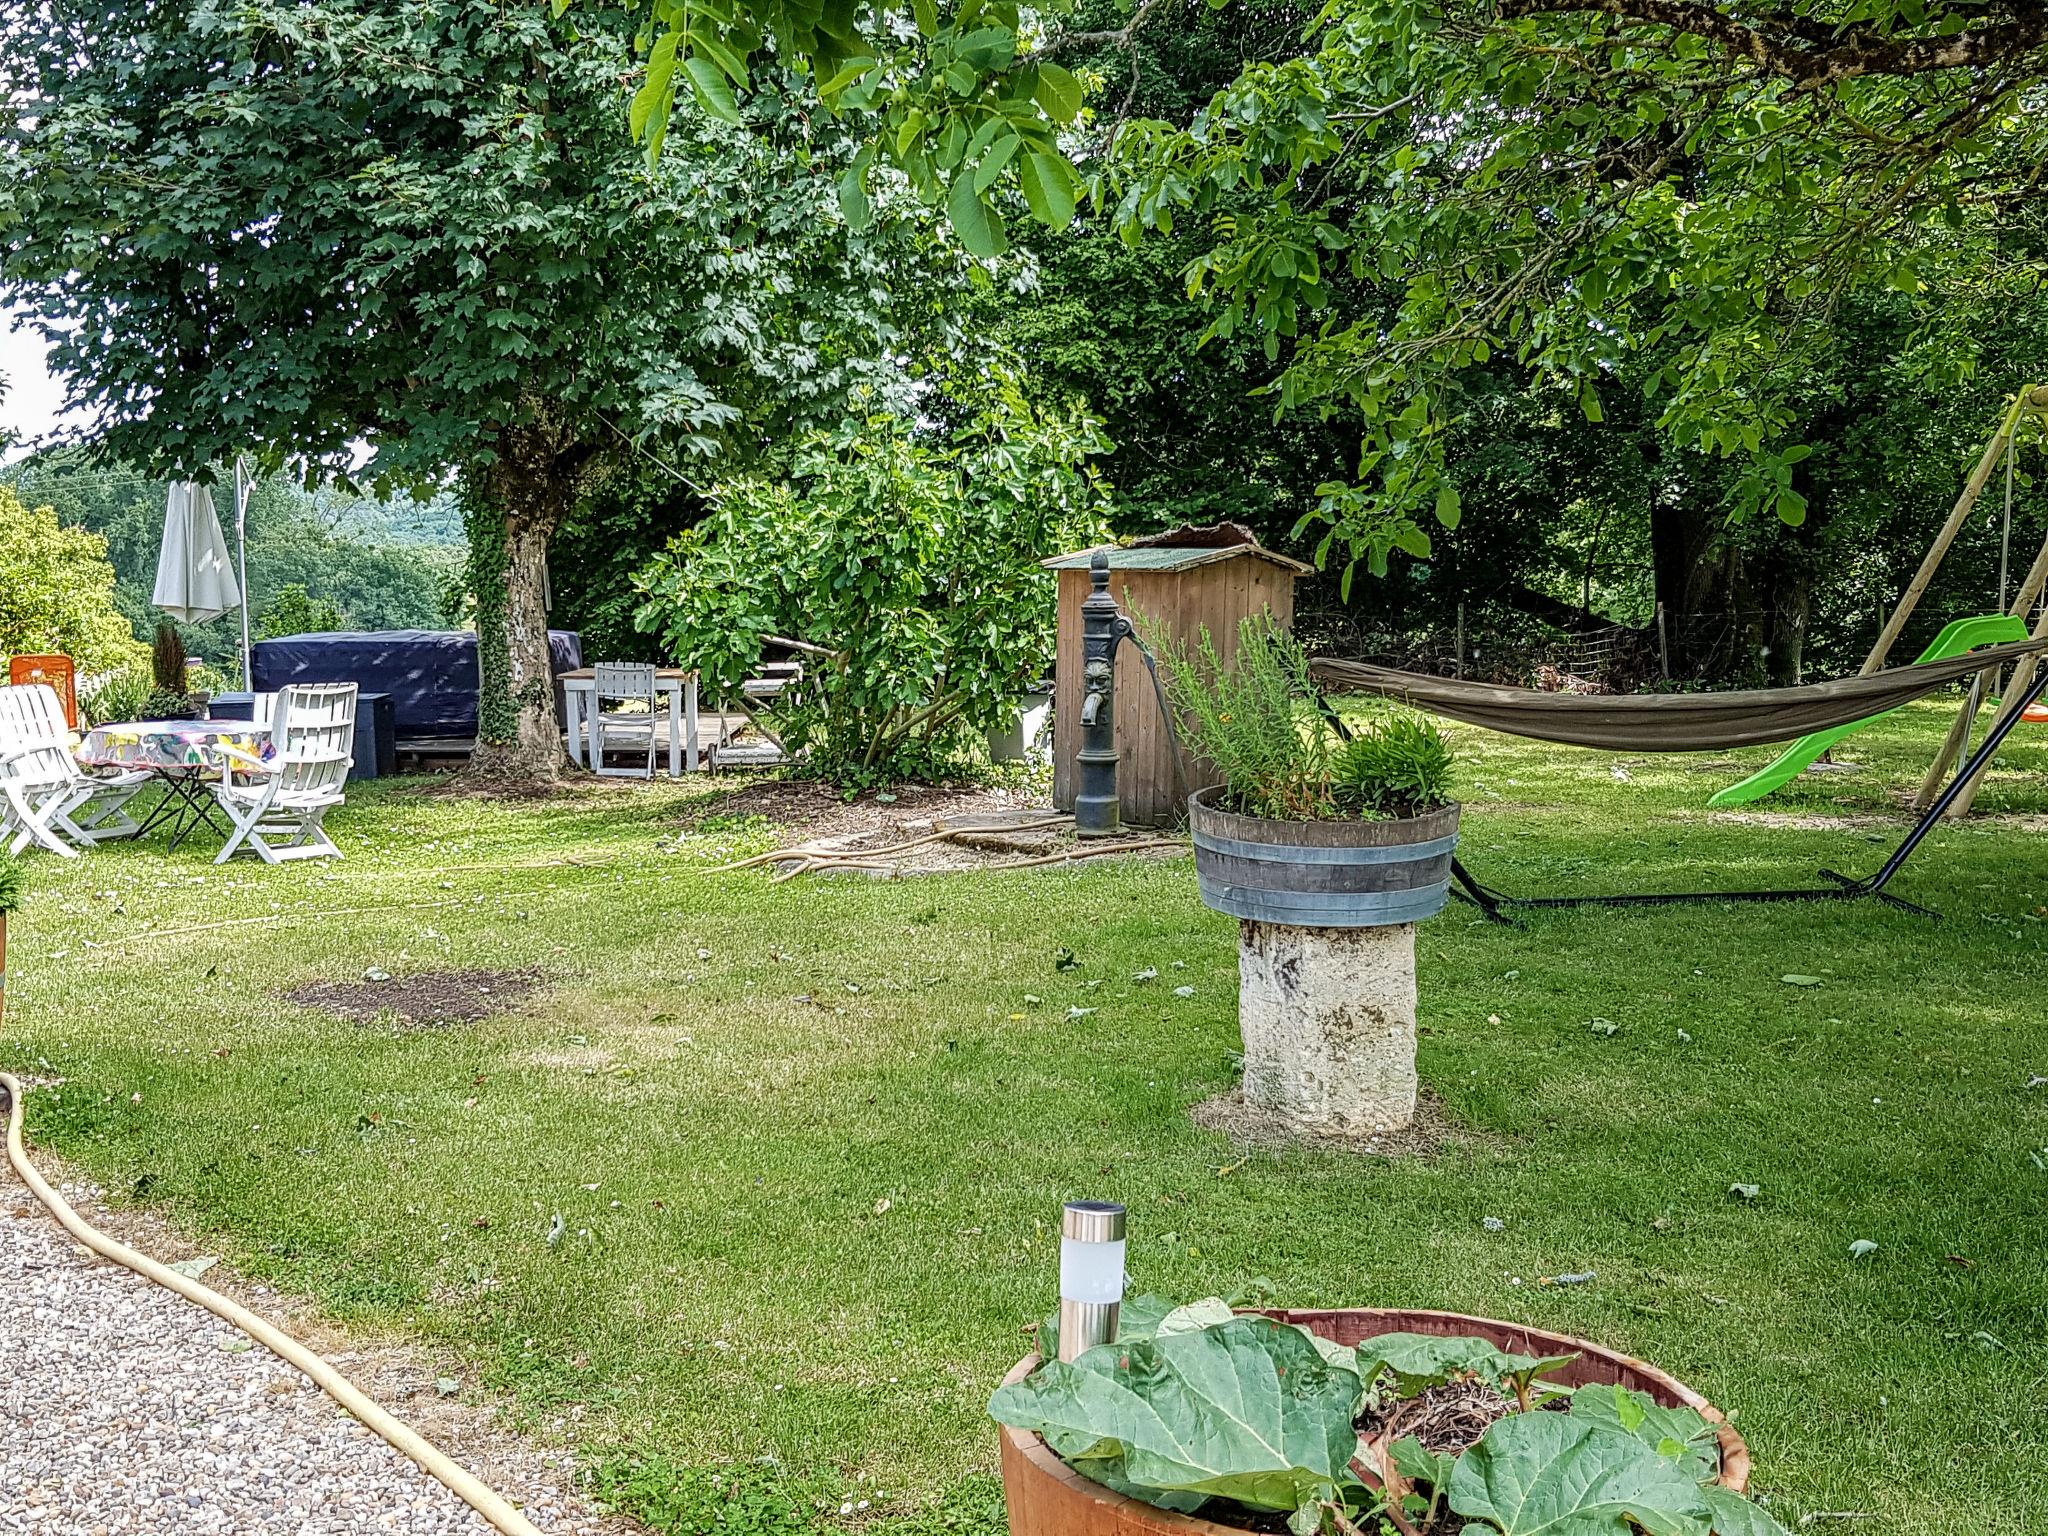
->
[0,1070,545,1536]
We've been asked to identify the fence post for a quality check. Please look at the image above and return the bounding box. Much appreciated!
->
[1656,603,1670,682]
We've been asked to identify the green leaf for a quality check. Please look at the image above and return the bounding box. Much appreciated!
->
[947,173,1008,258]
[1034,62,1084,123]
[1388,1434,1455,1492]
[1700,1485,1796,1536]
[1356,1333,1572,1399]
[973,130,1020,194]
[630,32,680,143]
[682,55,740,124]
[1019,151,1077,230]
[1434,482,1461,530]
[838,147,874,231]
[1448,1413,1714,1536]
[953,26,1017,71]
[1037,1293,1180,1360]
[1566,1385,1720,1483]
[988,1315,1364,1521]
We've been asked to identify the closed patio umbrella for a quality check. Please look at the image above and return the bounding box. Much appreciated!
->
[152,480,241,624]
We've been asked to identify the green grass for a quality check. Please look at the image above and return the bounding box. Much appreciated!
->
[3,700,2046,1533]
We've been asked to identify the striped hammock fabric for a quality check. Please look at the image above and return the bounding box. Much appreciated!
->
[1310,636,2048,752]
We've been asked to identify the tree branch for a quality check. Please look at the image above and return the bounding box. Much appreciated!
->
[1495,0,2048,85]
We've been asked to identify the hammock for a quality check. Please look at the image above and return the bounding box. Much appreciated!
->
[1309,637,2048,753]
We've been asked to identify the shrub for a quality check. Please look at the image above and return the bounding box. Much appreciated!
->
[151,619,188,693]
[256,583,349,640]
[632,380,1111,786]
[0,851,25,914]
[1147,614,1333,820]
[0,483,142,676]
[80,666,152,727]
[1152,611,1454,820]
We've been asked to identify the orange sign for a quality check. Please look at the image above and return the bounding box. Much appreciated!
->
[9,654,78,728]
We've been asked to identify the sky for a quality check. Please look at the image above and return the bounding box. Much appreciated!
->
[0,307,83,461]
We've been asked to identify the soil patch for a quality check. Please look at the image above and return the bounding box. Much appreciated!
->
[286,967,546,1028]
[1191,1087,1465,1158]
[1356,1377,1532,1458]
[682,776,1054,844]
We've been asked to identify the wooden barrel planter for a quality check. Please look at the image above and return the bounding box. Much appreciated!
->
[1187,790,1462,1137]
[997,1307,1750,1536]
[1188,789,1461,928]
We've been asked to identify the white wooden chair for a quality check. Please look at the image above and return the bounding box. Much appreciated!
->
[590,662,664,779]
[210,682,356,864]
[0,684,149,857]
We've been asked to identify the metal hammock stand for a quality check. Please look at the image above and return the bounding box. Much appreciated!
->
[1444,663,2048,922]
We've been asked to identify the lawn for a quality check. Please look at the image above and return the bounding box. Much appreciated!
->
[3,701,2045,1535]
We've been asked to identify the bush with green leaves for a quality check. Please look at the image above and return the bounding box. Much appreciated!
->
[0,484,142,677]
[256,584,350,641]
[990,1296,1790,1536]
[0,852,25,915]
[632,383,1110,785]
[1152,613,1453,821]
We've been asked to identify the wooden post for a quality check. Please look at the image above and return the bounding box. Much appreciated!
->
[1944,598,2048,819]
[1455,603,1466,680]
[1862,389,2033,675]
[1656,603,1670,682]
[1912,522,2048,809]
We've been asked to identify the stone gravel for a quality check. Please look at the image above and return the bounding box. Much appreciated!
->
[2,1184,619,1535]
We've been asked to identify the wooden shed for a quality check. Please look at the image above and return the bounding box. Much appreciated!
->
[1047,525,1313,828]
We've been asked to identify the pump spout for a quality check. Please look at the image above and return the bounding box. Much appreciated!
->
[1080,688,1104,727]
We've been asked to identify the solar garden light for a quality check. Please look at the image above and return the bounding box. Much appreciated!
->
[1057,1200,1126,1362]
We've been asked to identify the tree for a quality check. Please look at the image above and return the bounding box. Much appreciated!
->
[256,585,350,642]
[5,455,453,660]
[612,0,2048,595]
[0,484,140,675]
[2,0,931,780]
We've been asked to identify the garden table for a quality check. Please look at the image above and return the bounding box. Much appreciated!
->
[77,719,275,851]
[559,667,701,775]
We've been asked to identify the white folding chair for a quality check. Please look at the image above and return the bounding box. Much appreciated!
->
[210,682,356,864]
[590,663,663,779]
[0,684,149,856]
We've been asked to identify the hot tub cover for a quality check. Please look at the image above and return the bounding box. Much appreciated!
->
[250,629,583,742]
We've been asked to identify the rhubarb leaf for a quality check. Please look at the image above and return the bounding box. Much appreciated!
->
[1448,1411,1713,1536]
[989,1314,1364,1521]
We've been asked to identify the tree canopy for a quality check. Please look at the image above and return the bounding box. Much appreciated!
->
[617,0,2048,588]
[2,0,941,777]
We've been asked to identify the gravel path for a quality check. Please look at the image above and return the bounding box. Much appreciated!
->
[1,1183,624,1536]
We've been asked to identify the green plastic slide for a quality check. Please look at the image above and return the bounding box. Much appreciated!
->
[1707,613,2029,808]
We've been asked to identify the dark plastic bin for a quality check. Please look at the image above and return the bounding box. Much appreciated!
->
[211,691,397,782]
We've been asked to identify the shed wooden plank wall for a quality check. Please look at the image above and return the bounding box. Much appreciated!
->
[1052,559,1297,827]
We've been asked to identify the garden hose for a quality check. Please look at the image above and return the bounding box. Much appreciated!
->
[0,1070,546,1536]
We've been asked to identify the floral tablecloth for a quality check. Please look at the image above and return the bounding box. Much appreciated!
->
[77,719,272,772]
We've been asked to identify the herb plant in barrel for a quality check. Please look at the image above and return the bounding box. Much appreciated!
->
[1153,616,1458,1139]
[989,1297,1791,1536]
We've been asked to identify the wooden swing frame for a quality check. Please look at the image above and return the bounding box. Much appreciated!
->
[1860,383,2048,818]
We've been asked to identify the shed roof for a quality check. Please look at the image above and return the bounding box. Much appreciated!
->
[1043,522,1314,576]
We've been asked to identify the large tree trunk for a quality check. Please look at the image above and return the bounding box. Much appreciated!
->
[465,415,606,785]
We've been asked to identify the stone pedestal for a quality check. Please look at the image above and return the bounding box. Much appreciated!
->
[1236,918,1417,1137]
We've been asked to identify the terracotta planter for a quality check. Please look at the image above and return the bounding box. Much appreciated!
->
[1189,789,1461,928]
[996,1307,1750,1536]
